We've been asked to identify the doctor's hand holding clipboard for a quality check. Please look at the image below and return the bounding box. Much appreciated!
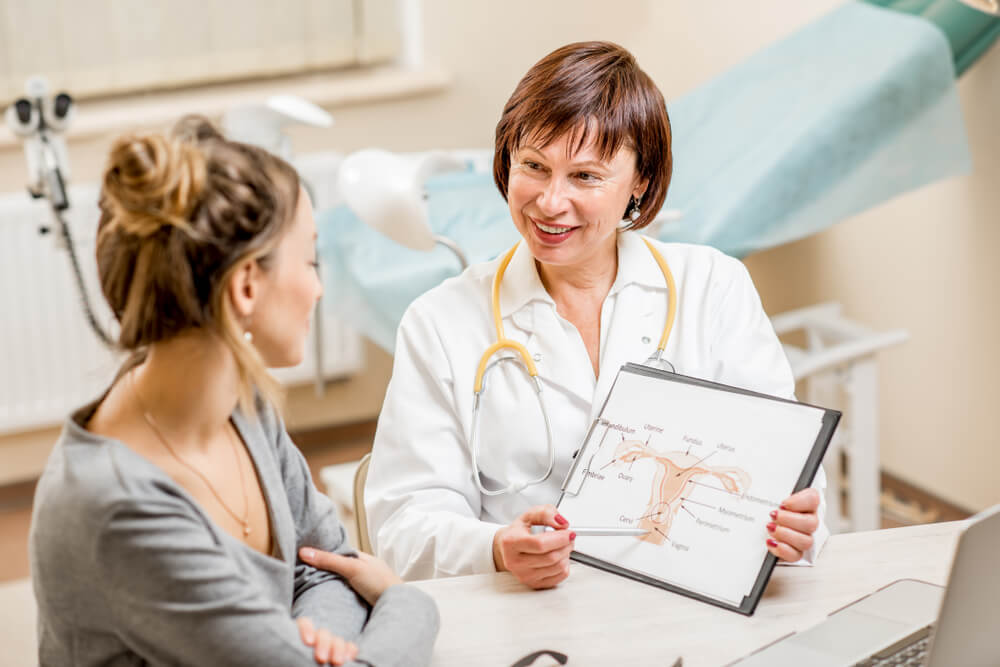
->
[363,41,827,589]
[493,488,820,590]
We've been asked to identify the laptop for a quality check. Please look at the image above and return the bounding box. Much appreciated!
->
[730,503,1000,666]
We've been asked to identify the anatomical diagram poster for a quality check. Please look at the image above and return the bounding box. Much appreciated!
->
[558,363,839,614]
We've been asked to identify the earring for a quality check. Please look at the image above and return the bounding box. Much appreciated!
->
[243,330,253,344]
[627,195,642,222]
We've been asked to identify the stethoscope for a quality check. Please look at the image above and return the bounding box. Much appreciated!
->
[469,237,678,496]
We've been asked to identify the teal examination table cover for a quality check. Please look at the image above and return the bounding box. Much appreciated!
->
[318,1,978,352]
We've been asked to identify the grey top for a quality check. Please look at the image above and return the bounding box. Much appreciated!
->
[29,397,439,667]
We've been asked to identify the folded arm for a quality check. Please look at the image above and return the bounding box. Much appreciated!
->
[271,405,441,664]
[95,499,360,666]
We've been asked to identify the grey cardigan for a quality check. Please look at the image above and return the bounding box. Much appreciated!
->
[29,397,439,666]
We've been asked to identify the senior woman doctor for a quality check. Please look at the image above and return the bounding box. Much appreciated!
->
[366,41,828,588]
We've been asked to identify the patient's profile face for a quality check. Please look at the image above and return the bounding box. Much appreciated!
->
[248,187,323,368]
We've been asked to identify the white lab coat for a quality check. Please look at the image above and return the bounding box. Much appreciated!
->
[366,232,829,580]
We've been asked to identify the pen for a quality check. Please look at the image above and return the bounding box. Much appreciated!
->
[530,526,651,537]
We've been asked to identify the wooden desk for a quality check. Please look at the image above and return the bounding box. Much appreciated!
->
[412,521,964,667]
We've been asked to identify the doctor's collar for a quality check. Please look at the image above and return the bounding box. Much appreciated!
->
[608,231,671,296]
[498,231,669,319]
[497,242,554,318]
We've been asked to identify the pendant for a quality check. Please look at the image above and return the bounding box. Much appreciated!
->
[243,523,251,538]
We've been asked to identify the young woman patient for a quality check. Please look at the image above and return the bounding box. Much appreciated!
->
[29,116,438,666]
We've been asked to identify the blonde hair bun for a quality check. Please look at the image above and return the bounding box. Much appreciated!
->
[95,115,301,416]
[101,131,207,239]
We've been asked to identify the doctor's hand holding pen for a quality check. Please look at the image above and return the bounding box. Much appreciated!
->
[493,505,577,589]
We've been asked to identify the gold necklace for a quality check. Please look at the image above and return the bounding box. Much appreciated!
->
[130,371,252,539]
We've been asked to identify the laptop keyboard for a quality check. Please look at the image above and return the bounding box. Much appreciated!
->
[855,634,930,667]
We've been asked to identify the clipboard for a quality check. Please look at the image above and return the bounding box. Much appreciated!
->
[557,363,840,616]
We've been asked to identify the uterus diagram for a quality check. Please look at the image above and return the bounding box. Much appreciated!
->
[612,439,751,546]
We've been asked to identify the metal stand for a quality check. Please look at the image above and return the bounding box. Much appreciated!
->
[772,302,909,533]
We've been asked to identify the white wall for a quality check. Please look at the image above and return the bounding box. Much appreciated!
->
[746,43,1000,512]
[2,1,998,510]
[286,0,843,152]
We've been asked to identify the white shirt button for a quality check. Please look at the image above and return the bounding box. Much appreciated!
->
[533,353,543,362]
[642,336,651,344]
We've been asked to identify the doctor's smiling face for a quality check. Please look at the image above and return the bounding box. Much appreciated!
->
[508,129,647,272]
[493,41,672,279]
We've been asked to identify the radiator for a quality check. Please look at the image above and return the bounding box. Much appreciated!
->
[0,151,363,435]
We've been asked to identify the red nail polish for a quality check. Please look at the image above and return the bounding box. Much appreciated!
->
[769,510,777,520]
[555,514,568,527]
[779,504,787,510]
[766,522,776,532]
[767,538,778,548]
[570,532,577,541]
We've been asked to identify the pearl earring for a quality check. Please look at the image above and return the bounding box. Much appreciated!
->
[626,195,642,222]
[243,330,253,344]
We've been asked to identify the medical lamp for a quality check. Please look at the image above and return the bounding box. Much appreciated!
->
[222,95,332,162]
[337,149,469,269]
[5,76,115,346]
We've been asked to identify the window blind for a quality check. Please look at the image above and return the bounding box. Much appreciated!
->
[0,0,401,104]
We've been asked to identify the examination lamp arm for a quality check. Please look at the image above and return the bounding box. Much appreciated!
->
[433,234,468,270]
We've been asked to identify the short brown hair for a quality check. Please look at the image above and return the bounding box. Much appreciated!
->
[493,41,672,231]
[96,115,300,414]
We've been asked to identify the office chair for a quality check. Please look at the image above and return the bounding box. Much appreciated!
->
[353,453,373,554]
